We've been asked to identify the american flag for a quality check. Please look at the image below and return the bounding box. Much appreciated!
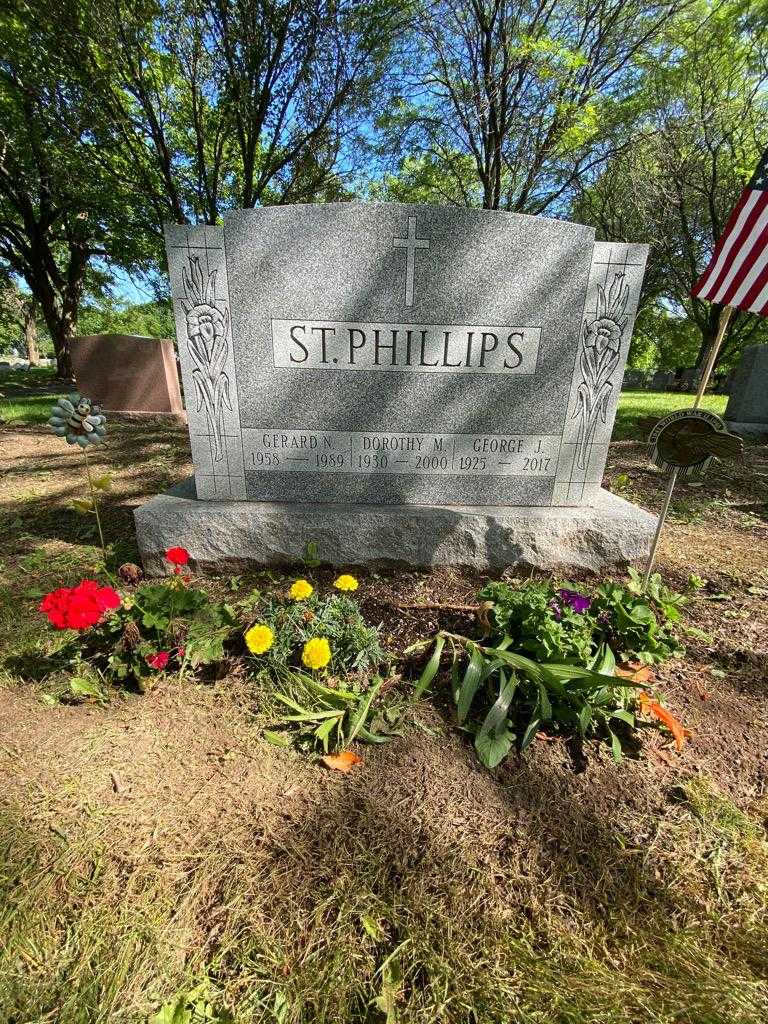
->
[692,149,768,316]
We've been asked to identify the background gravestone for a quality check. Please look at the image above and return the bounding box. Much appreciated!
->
[650,369,676,391]
[725,344,768,438]
[72,334,184,417]
[622,368,649,389]
[135,203,656,572]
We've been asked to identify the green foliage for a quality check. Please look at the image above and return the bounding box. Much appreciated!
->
[478,579,595,663]
[265,669,403,754]
[150,980,233,1024]
[593,569,685,665]
[249,592,385,676]
[78,299,174,339]
[417,632,639,767]
[414,571,687,767]
[478,573,684,668]
[244,588,394,752]
[62,578,237,692]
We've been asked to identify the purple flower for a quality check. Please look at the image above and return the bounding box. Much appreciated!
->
[549,598,563,622]
[557,589,592,615]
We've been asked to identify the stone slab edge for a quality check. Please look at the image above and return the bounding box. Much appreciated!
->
[726,420,768,440]
[134,478,657,575]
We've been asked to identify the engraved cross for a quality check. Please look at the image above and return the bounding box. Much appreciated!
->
[393,215,430,307]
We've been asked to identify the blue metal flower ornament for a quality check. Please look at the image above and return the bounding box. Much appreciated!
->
[48,393,107,448]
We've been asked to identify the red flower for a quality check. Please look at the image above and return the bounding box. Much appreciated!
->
[39,580,121,630]
[165,547,190,566]
[177,646,186,658]
[146,651,170,670]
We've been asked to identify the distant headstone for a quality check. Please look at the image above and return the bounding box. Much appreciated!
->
[677,367,701,393]
[72,334,183,417]
[725,344,768,439]
[714,368,736,395]
[650,369,676,391]
[622,368,649,389]
[134,204,656,572]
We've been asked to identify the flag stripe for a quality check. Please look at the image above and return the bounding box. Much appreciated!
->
[730,220,768,306]
[692,191,756,298]
[746,274,768,314]
[691,147,768,317]
[711,196,768,304]
[739,241,768,313]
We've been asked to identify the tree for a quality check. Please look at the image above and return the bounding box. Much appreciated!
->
[378,0,688,213]
[573,0,768,372]
[1,0,406,378]
[57,0,407,224]
[0,276,40,364]
[0,6,155,378]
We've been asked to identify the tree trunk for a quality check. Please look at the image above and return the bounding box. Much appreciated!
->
[694,304,727,373]
[51,327,74,380]
[34,268,84,382]
[23,306,40,365]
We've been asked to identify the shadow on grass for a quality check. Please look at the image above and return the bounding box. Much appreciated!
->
[2,731,766,1024]
[183,745,768,1023]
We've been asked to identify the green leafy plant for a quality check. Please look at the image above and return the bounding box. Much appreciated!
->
[263,669,402,753]
[478,579,596,662]
[150,980,233,1024]
[593,569,685,664]
[479,573,684,668]
[248,591,385,675]
[415,632,640,767]
[301,540,322,569]
[56,578,238,691]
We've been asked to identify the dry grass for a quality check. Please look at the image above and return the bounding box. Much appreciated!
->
[2,732,767,1023]
[1,408,767,1023]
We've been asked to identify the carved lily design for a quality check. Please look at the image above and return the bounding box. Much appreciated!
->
[573,272,629,470]
[181,255,232,462]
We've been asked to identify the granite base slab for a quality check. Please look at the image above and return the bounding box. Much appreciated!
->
[726,420,768,441]
[134,477,657,575]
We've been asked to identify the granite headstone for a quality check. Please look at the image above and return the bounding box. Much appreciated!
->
[72,334,184,417]
[650,369,676,391]
[134,203,656,571]
[725,344,768,438]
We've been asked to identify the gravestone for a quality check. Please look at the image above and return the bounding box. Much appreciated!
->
[622,368,649,389]
[650,369,676,391]
[72,334,184,417]
[725,344,768,439]
[134,203,656,572]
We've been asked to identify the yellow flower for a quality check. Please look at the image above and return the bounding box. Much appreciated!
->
[290,578,314,600]
[334,574,359,592]
[245,623,274,655]
[302,636,332,670]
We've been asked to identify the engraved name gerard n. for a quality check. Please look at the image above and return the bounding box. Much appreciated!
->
[272,319,541,375]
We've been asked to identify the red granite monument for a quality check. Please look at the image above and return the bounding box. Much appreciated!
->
[72,335,184,417]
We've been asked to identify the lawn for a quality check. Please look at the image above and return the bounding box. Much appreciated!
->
[0,365,61,425]
[0,364,730,436]
[613,388,727,439]
[0,383,766,1023]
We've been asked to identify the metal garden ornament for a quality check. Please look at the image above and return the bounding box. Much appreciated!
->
[48,393,109,562]
[48,393,107,448]
[643,409,743,588]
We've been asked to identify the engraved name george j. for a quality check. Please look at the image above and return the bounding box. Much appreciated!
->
[272,319,541,375]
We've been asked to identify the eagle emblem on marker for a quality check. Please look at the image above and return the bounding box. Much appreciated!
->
[648,409,743,477]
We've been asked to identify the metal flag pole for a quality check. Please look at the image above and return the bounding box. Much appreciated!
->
[642,304,734,589]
